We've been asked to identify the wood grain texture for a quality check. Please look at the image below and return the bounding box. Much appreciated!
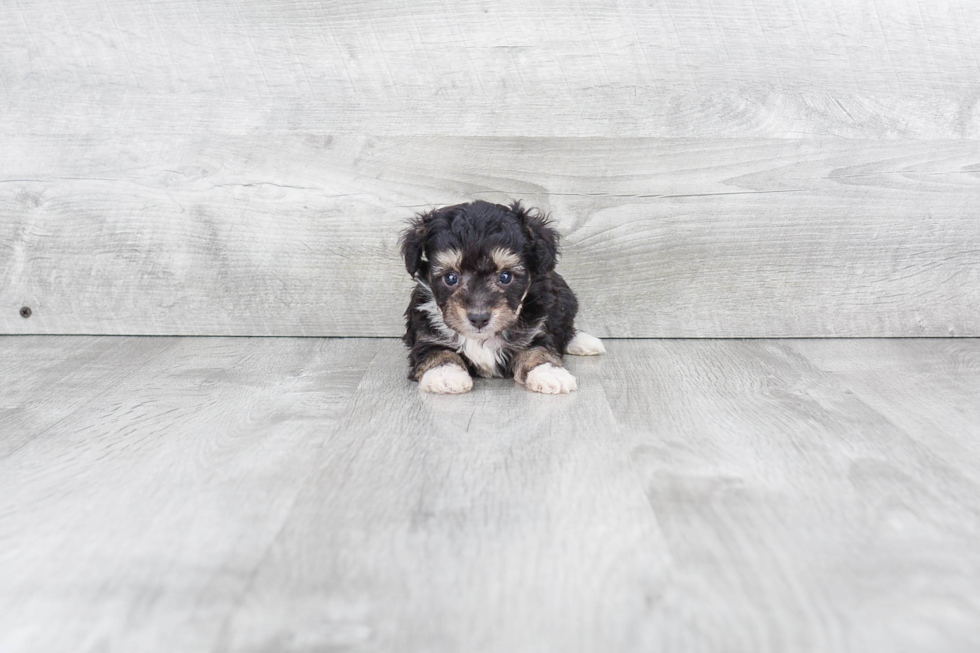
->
[787,339,980,476]
[601,339,980,652]
[0,336,380,651]
[0,336,178,458]
[3,336,980,652]
[2,135,978,337]
[216,339,669,652]
[2,0,979,138]
[3,0,980,337]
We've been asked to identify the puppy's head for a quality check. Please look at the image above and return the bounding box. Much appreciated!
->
[400,200,559,340]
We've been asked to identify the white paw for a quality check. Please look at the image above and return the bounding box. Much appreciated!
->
[525,363,578,394]
[419,364,473,394]
[566,332,606,356]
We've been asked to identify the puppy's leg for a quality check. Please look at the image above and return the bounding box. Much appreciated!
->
[415,349,473,395]
[566,331,606,356]
[513,347,577,395]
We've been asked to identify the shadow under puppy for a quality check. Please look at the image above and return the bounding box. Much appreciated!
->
[400,200,604,394]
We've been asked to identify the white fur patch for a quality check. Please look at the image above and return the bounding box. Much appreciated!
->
[419,364,473,394]
[566,332,606,356]
[525,363,577,394]
[461,336,507,378]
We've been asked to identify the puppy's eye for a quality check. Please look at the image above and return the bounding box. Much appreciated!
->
[498,271,513,285]
[444,272,459,287]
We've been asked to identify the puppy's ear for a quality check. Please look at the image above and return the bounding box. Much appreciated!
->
[511,200,559,273]
[400,210,435,277]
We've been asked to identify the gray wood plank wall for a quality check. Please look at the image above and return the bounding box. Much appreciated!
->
[2,0,978,336]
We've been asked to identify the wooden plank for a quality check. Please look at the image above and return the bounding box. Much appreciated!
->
[2,135,978,337]
[215,340,671,652]
[598,339,980,652]
[0,336,180,459]
[0,336,380,652]
[4,0,979,336]
[787,339,980,476]
[2,0,979,138]
[4,336,980,651]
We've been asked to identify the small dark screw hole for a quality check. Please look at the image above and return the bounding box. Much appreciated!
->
[19,306,32,318]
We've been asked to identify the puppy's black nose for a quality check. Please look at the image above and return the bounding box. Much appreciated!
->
[468,311,492,330]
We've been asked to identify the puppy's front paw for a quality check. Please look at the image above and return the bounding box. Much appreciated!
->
[419,364,473,394]
[566,332,606,356]
[525,363,577,394]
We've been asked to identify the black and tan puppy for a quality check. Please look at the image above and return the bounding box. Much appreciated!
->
[400,200,604,394]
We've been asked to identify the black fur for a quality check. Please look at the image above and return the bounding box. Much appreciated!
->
[400,200,579,381]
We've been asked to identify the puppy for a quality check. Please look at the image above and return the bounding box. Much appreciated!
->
[400,200,605,395]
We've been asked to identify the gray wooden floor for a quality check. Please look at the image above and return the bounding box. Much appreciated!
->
[1,337,978,652]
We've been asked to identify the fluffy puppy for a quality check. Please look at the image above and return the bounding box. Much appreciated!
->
[400,200,604,395]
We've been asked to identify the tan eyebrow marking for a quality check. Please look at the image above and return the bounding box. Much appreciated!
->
[490,247,522,270]
[432,249,463,272]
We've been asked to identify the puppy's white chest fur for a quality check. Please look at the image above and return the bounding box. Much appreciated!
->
[461,336,507,378]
